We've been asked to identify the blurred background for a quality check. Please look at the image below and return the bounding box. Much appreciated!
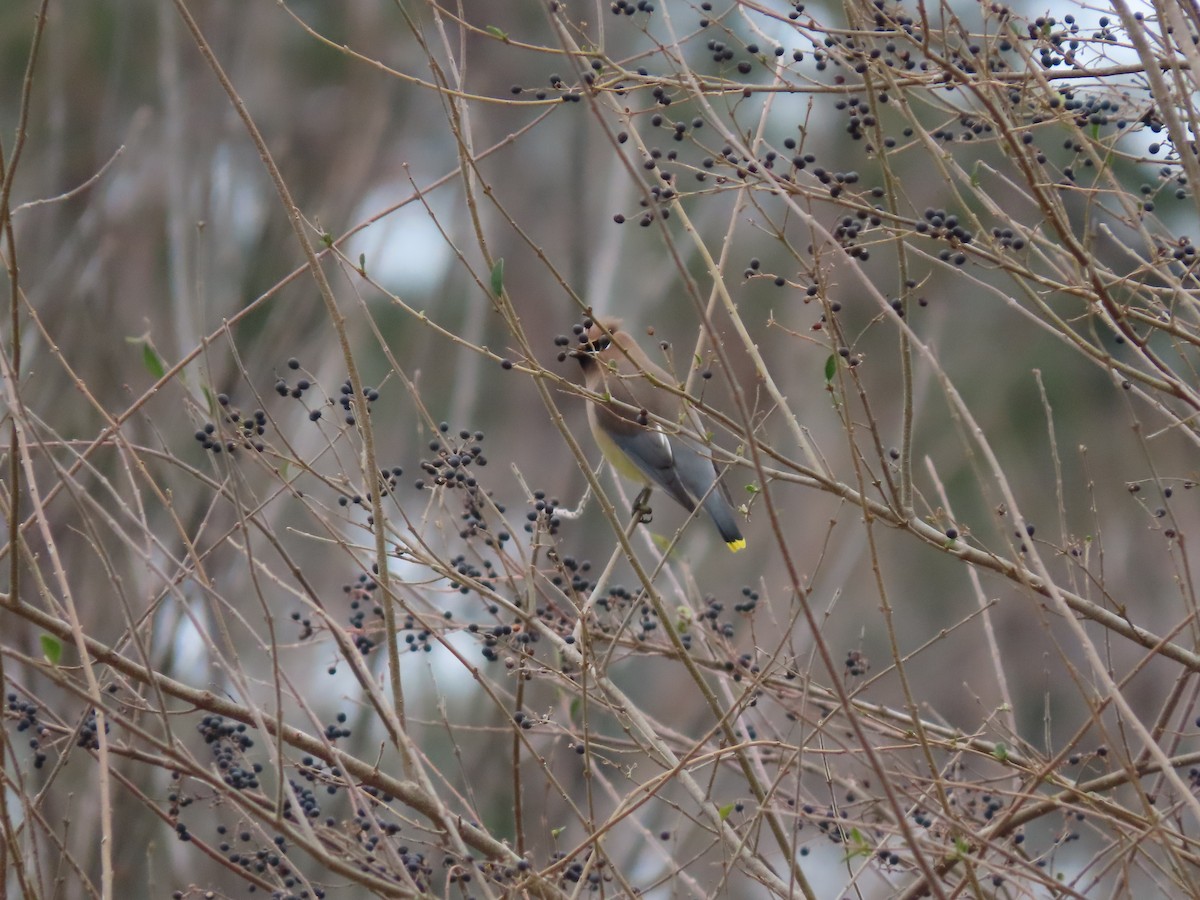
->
[3,0,1198,896]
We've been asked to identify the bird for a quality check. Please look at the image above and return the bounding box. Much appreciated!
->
[572,317,746,552]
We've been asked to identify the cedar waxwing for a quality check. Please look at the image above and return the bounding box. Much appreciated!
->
[573,318,746,552]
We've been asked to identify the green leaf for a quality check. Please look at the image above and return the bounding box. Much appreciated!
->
[127,336,166,380]
[824,354,837,382]
[142,343,166,380]
[718,803,734,821]
[490,258,505,297]
[40,634,62,666]
[840,827,872,860]
[992,743,1009,762]
[485,25,508,41]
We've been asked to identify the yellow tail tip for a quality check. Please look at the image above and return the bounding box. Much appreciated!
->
[727,538,747,553]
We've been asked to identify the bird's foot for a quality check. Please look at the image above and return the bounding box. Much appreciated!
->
[632,488,654,524]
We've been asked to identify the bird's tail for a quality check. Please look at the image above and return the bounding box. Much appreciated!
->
[702,490,746,552]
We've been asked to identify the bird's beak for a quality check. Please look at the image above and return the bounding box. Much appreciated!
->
[570,338,605,360]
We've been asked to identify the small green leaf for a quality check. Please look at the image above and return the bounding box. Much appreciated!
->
[839,827,872,861]
[358,253,367,274]
[718,803,735,821]
[490,258,505,297]
[824,354,837,382]
[744,482,760,495]
[992,743,1009,761]
[142,343,166,380]
[40,634,62,666]
[321,232,334,248]
[485,25,508,40]
[128,336,166,380]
